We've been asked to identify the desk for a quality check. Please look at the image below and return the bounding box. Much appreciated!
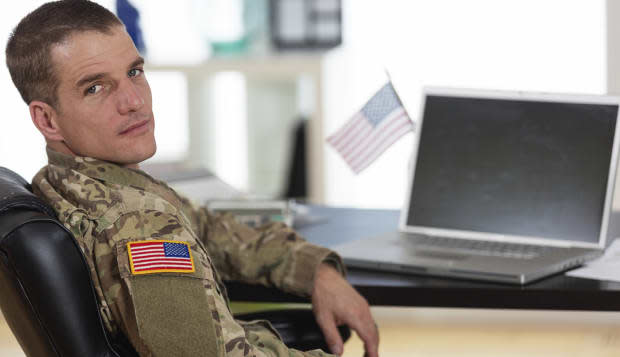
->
[227,205,620,311]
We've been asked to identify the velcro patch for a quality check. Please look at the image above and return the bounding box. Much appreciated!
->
[128,240,195,275]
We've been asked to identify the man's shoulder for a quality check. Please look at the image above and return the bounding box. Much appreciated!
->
[34,163,108,194]
[33,162,199,229]
[33,164,121,218]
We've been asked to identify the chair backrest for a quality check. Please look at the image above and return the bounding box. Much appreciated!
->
[0,167,137,357]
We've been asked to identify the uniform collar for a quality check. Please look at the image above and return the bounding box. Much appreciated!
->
[46,147,185,209]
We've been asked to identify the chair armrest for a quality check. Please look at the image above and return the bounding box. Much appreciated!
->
[235,309,351,353]
[228,282,351,352]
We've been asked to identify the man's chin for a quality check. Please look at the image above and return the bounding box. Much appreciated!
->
[117,143,157,169]
[131,148,157,168]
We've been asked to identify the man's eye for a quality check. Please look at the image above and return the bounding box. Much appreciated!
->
[128,68,143,78]
[86,84,102,95]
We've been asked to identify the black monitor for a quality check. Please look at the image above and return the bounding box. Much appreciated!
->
[406,92,619,243]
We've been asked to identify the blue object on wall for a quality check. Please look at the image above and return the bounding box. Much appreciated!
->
[116,0,146,54]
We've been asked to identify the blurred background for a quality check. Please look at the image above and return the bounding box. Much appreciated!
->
[0,0,610,209]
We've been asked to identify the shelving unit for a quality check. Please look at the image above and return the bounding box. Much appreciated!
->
[147,53,333,202]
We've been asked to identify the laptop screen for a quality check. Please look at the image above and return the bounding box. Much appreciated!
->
[406,93,619,243]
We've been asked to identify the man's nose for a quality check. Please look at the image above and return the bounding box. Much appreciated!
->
[117,80,144,114]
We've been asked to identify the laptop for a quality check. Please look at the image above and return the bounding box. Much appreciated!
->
[333,87,620,284]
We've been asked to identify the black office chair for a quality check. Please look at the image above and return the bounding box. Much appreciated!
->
[0,167,349,356]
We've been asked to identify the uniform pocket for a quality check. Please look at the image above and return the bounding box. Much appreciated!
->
[238,319,283,341]
[115,239,219,357]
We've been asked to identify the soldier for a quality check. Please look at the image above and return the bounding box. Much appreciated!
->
[5,1,379,356]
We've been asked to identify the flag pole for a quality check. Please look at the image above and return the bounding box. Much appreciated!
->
[383,67,414,128]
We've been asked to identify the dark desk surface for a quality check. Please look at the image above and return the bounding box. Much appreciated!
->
[227,205,620,311]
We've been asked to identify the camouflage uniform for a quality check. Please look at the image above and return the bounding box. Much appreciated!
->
[32,148,342,357]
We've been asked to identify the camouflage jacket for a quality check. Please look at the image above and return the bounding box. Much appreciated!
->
[32,148,341,357]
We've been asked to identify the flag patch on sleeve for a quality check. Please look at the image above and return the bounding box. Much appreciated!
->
[127,240,195,275]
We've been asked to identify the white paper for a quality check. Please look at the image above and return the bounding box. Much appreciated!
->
[566,239,620,282]
[169,177,242,202]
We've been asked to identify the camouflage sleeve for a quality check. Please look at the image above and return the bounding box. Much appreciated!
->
[191,206,345,297]
[97,209,337,357]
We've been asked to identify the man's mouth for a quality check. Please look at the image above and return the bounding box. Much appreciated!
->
[119,119,150,135]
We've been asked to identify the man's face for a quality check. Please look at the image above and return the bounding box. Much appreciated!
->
[50,26,156,166]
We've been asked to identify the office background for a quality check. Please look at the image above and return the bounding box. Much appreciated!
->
[0,0,609,208]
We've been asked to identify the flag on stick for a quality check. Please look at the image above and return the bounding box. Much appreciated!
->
[327,82,414,174]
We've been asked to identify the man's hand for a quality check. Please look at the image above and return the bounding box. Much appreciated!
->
[311,264,379,357]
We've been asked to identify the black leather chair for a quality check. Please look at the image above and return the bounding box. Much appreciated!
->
[0,167,136,356]
[0,167,348,356]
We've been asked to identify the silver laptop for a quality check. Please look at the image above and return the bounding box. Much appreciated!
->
[333,87,620,284]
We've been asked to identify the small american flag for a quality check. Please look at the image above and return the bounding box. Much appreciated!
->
[128,240,195,275]
[327,82,414,174]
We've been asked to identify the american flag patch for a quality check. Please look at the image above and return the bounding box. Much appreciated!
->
[127,240,195,275]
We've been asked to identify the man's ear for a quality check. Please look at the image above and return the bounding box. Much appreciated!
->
[29,100,65,142]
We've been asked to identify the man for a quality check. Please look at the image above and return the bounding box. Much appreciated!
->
[5,1,379,356]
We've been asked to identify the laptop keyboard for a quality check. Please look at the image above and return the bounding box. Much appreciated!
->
[413,235,551,259]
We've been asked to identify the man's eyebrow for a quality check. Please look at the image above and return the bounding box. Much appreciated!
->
[75,57,145,89]
[129,57,145,69]
[76,73,107,89]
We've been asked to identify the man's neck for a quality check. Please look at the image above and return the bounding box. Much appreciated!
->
[46,141,140,170]
[46,141,76,158]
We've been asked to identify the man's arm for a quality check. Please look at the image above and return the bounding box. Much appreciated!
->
[97,209,339,357]
[192,206,342,296]
[188,205,379,356]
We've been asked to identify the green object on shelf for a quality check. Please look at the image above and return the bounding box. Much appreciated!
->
[198,0,269,57]
[211,37,249,55]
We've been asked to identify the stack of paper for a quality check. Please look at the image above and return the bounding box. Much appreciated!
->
[566,239,620,282]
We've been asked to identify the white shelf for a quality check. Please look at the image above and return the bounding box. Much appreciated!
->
[145,53,332,202]
[147,53,325,77]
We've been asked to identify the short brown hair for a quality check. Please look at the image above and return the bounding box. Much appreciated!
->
[5,0,123,108]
